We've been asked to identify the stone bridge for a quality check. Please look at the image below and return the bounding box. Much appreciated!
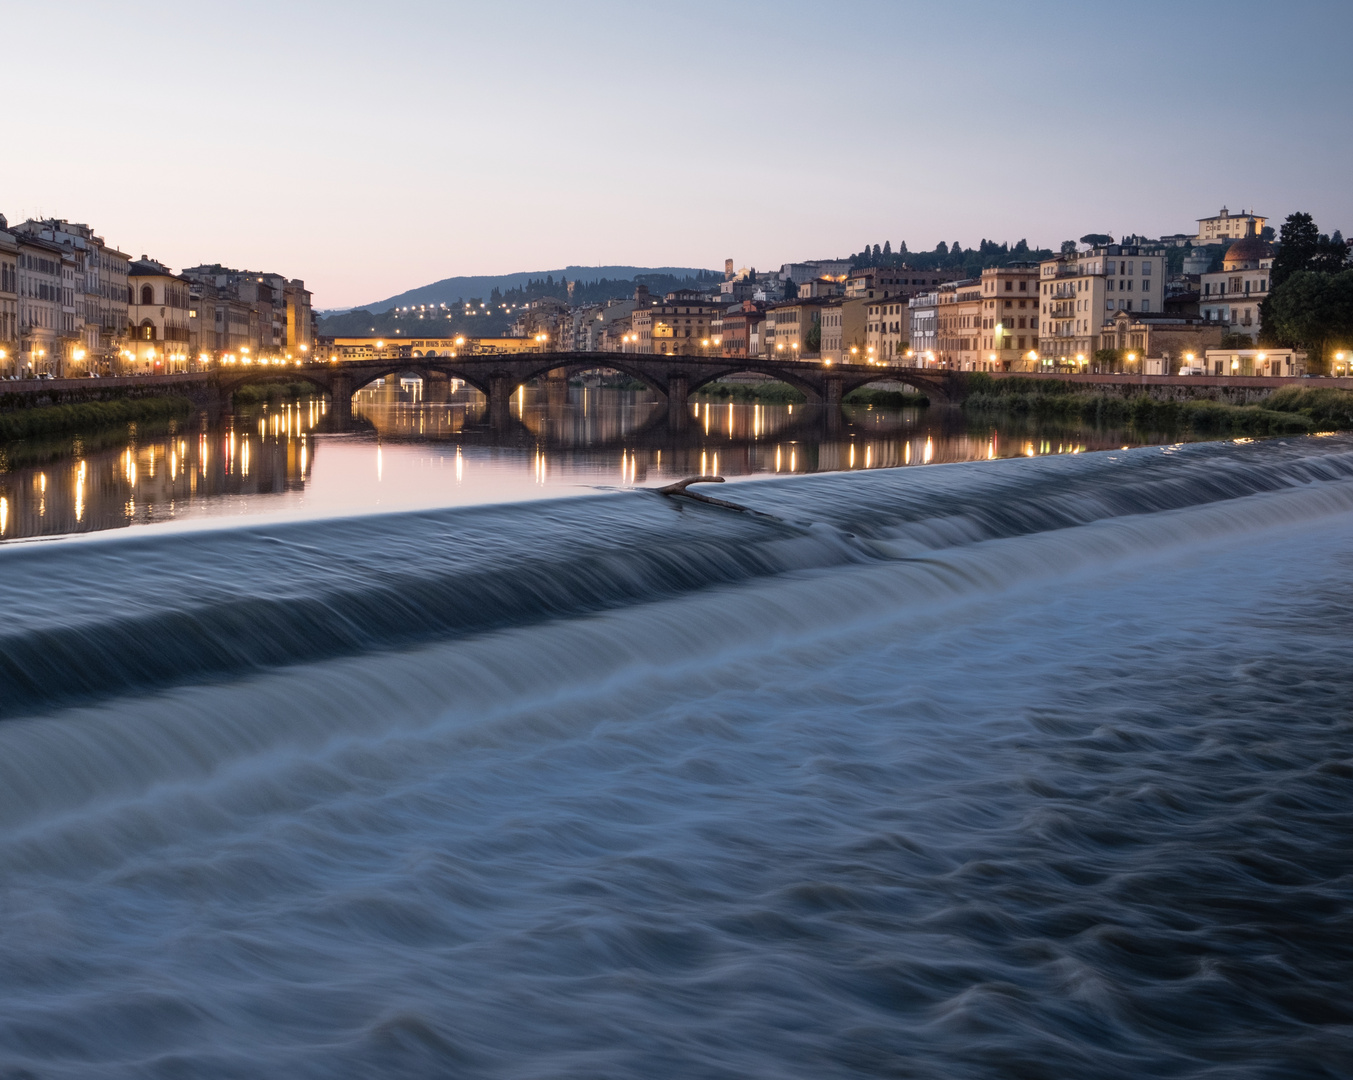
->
[210,352,963,428]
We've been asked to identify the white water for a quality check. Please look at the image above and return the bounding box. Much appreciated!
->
[0,437,1351,1077]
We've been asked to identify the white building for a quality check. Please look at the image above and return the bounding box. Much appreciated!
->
[907,291,939,365]
[1038,244,1167,369]
[1199,235,1273,343]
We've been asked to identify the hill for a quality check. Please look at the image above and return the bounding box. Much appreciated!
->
[330,265,719,315]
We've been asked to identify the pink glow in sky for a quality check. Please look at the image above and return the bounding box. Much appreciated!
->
[6,0,1350,309]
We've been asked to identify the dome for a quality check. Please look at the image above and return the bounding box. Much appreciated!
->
[1223,236,1272,270]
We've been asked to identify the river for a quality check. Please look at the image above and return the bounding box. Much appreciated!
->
[0,383,1206,542]
[0,385,1349,1077]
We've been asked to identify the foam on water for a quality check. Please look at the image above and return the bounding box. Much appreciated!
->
[0,437,1350,1077]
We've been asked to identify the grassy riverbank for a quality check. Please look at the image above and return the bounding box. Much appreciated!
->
[962,376,1353,437]
[695,380,806,404]
[0,396,194,443]
[232,381,322,404]
[844,387,930,408]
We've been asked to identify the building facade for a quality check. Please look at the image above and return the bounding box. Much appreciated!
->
[16,233,66,376]
[0,224,16,376]
[632,292,721,355]
[127,259,192,372]
[1199,235,1273,343]
[1196,206,1266,244]
[1038,244,1167,369]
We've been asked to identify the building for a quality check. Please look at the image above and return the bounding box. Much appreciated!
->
[907,291,939,364]
[1038,244,1168,369]
[764,299,827,358]
[0,223,16,376]
[180,264,315,360]
[717,302,765,360]
[864,296,912,364]
[15,233,66,376]
[1196,206,1266,244]
[819,300,845,362]
[127,259,192,372]
[1097,310,1225,372]
[12,218,130,373]
[1199,234,1274,343]
[974,263,1041,370]
[631,292,722,355]
[1199,347,1304,377]
[847,267,953,300]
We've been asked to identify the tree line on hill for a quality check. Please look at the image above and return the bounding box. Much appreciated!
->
[849,238,1055,276]
[1260,212,1352,373]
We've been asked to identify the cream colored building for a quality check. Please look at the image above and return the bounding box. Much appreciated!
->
[631,292,721,356]
[127,259,192,372]
[935,280,988,370]
[1201,347,1303,377]
[1038,244,1167,369]
[976,263,1040,370]
[16,233,66,376]
[1199,235,1273,343]
[865,296,911,364]
[0,224,16,376]
[1196,206,1266,244]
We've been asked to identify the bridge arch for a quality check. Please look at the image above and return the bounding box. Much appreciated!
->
[215,367,333,399]
[686,365,825,403]
[512,356,671,398]
[345,363,493,398]
[836,370,955,403]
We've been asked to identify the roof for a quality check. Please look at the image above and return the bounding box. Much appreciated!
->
[1222,236,1273,268]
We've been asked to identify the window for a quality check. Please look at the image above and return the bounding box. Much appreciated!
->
[1005,281,1013,291]
[1019,281,1028,291]
[1141,300,1150,312]
[1141,262,1151,275]
[140,284,153,305]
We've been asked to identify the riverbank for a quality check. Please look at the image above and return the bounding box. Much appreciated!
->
[963,376,1353,436]
[231,381,322,404]
[0,395,194,444]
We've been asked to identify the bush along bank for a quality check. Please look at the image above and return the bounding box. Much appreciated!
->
[0,395,194,443]
[231,380,323,405]
[694,380,807,404]
[843,387,930,408]
[960,374,1353,436]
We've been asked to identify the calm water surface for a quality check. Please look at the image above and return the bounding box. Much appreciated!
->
[0,383,1203,541]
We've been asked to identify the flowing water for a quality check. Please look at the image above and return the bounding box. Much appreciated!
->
[0,431,1350,1077]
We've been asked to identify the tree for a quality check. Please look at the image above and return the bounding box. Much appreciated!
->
[1218,331,1253,349]
[806,316,821,352]
[1262,268,1353,373]
[783,278,799,300]
[1080,233,1113,247]
[1260,225,1275,242]
[935,241,948,256]
[1061,240,1078,255]
[872,244,882,261]
[883,240,892,259]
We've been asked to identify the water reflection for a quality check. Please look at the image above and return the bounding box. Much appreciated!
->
[0,399,325,541]
[0,381,1196,541]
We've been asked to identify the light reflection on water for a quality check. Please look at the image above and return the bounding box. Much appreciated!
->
[0,382,1187,541]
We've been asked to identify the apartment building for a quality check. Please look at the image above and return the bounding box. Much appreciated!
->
[1097,310,1224,372]
[1038,244,1167,368]
[935,279,986,370]
[717,302,765,360]
[1198,235,1273,343]
[13,219,131,372]
[975,263,1040,370]
[907,292,939,364]
[16,233,66,376]
[764,299,826,358]
[631,291,721,355]
[865,296,911,363]
[0,225,16,375]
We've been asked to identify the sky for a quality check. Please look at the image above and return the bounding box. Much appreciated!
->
[3,0,1350,310]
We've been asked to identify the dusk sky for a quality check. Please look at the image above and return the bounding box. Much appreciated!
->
[6,0,1350,309]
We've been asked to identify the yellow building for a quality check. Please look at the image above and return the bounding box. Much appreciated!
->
[1196,206,1266,244]
[1038,244,1167,370]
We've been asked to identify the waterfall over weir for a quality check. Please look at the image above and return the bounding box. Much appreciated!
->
[0,437,1351,1077]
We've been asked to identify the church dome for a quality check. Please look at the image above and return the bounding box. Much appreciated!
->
[1223,236,1272,270]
